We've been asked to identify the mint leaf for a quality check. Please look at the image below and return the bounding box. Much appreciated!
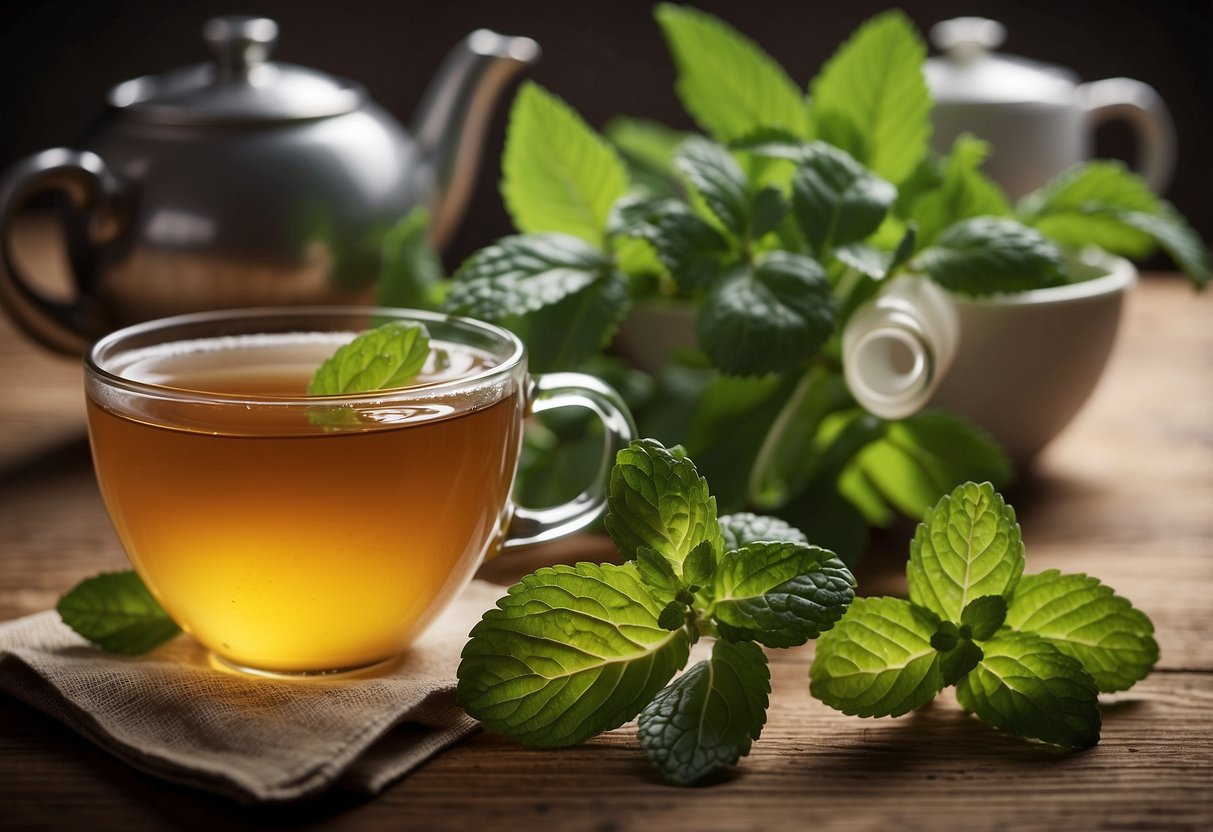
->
[712,541,855,647]
[909,134,1011,247]
[914,217,1064,296]
[750,186,788,239]
[808,11,931,185]
[501,82,629,244]
[931,620,960,652]
[1004,570,1159,693]
[835,243,892,279]
[638,639,770,785]
[696,252,835,376]
[307,321,430,395]
[962,594,1008,641]
[718,512,808,551]
[939,639,984,687]
[956,631,1100,749]
[604,439,724,575]
[810,596,944,717]
[521,268,630,371]
[907,481,1025,623]
[655,4,809,143]
[377,207,445,310]
[1019,161,1160,257]
[57,571,181,655]
[847,409,1012,520]
[791,142,896,254]
[444,233,609,320]
[1118,205,1211,290]
[659,601,689,631]
[609,196,729,291]
[457,562,691,747]
[636,546,682,599]
[674,137,751,239]
[682,540,717,590]
[604,116,690,198]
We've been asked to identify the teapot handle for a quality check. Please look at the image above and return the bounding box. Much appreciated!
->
[0,148,130,354]
[1078,78,1177,194]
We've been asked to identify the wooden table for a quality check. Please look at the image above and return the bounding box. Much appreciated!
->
[1,270,1210,831]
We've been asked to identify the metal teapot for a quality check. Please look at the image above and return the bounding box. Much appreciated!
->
[0,15,539,354]
[925,17,1175,200]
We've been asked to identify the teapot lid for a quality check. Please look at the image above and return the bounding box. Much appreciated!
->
[924,17,1077,105]
[107,16,364,125]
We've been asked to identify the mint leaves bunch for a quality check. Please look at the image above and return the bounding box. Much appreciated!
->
[810,481,1158,749]
[456,439,855,785]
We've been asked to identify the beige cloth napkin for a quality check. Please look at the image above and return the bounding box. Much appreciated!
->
[0,579,504,803]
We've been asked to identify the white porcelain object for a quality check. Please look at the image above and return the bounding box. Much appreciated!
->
[843,250,1136,461]
[925,17,1176,198]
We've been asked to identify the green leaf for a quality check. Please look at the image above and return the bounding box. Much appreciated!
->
[636,546,682,599]
[603,116,691,198]
[849,409,1012,519]
[307,321,430,395]
[376,207,445,310]
[810,596,945,717]
[674,137,751,239]
[501,82,629,244]
[712,541,855,647]
[718,512,808,551]
[962,594,1008,641]
[682,540,717,590]
[791,142,897,253]
[914,217,1064,296]
[659,600,689,631]
[907,481,1025,623]
[521,269,630,371]
[609,196,729,291]
[444,233,609,320]
[939,639,984,687]
[655,4,810,143]
[638,639,770,785]
[696,252,835,376]
[1118,205,1211,290]
[1005,570,1159,693]
[57,571,181,655]
[834,243,892,279]
[604,439,724,575]
[808,10,931,184]
[1019,161,1160,257]
[956,631,1100,749]
[931,620,960,652]
[457,562,691,747]
[909,134,1011,248]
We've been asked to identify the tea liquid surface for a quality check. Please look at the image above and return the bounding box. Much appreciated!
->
[87,335,522,673]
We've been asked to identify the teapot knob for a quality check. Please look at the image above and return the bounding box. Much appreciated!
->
[930,17,1006,62]
[203,15,279,79]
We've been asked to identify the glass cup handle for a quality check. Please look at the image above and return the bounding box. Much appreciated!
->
[502,372,636,551]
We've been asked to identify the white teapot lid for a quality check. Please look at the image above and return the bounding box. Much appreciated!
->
[924,17,1076,105]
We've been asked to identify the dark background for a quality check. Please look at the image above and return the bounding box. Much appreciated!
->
[1,0,1209,267]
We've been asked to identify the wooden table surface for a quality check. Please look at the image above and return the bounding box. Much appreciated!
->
[1,269,1210,831]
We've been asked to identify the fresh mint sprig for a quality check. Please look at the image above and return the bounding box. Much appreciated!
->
[810,481,1159,749]
[307,321,431,396]
[457,438,857,785]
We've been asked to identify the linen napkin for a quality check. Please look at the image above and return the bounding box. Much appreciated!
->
[0,579,504,803]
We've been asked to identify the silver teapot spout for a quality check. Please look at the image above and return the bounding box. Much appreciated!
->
[411,30,540,248]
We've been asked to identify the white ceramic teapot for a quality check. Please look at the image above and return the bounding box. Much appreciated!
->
[924,17,1176,199]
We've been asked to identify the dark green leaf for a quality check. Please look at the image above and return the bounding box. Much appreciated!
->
[377,207,445,310]
[636,546,681,599]
[57,571,181,655]
[521,269,630,371]
[718,513,807,552]
[1118,205,1211,289]
[931,620,959,652]
[962,594,1009,641]
[609,196,729,291]
[696,252,835,376]
[750,186,788,239]
[675,137,751,239]
[659,600,689,631]
[914,217,1064,296]
[939,639,984,686]
[791,142,896,253]
[457,562,691,747]
[956,631,1100,749]
[308,322,430,395]
[682,540,717,590]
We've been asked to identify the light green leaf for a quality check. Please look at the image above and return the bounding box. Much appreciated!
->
[638,639,770,785]
[308,322,430,395]
[696,252,835,376]
[907,481,1025,623]
[809,596,945,717]
[521,268,630,372]
[674,137,751,239]
[910,134,1011,247]
[791,142,897,253]
[1005,570,1159,692]
[956,631,1100,749]
[849,409,1012,520]
[808,10,931,184]
[835,243,892,279]
[1118,205,1211,290]
[963,594,1008,641]
[605,439,724,575]
[501,82,629,244]
[655,4,810,143]
[377,207,445,310]
[57,571,181,655]
[457,562,691,747]
[636,546,682,599]
[609,196,729,291]
[604,116,691,197]
[444,233,609,320]
[718,512,808,551]
[914,217,1064,296]
[712,541,855,647]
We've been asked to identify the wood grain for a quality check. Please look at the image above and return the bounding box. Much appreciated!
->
[0,267,1210,831]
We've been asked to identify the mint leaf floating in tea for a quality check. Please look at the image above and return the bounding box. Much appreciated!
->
[810,481,1158,749]
[57,571,181,655]
[459,438,855,784]
[307,321,430,395]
